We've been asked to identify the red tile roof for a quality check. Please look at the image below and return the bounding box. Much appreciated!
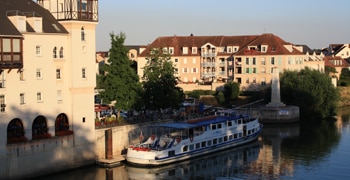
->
[139,33,303,57]
[324,56,350,67]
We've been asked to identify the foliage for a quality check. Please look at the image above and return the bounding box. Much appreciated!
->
[97,32,143,112]
[142,48,185,110]
[325,66,337,77]
[339,68,350,86]
[223,82,240,103]
[279,67,340,119]
[186,90,215,99]
[216,91,225,104]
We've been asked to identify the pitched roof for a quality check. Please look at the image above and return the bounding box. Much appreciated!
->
[0,0,68,36]
[234,33,304,56]
[324,56,350,67]
[139,33,303,57]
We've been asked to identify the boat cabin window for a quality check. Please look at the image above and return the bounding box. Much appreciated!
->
[212,124,217,130]
[196,143,200,149]
[248,130,251,135]
[227,121,232,126]
[207,140,212,146]
[234,133,238,139]
[168,150,175,157]
[201,141,206,147]
[229,135,233,140]
[189,144,194,151]
[183,145,188,152]
[219,137,223,143]
[239,132,243,138]
[217,123,222,129]
[238,119,242,124]
[213,139,217,145]
[224,136,228,142]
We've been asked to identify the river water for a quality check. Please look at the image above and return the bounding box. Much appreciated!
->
[39,108,350,180]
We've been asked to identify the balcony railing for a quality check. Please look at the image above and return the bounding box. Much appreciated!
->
[201,62,215,67]
[201,53,217,57]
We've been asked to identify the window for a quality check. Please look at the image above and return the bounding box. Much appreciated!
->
[56,69,61,79]
[174,58,178,62]
[174,68,178,74]
[227,47,232,53]
[82,68,86,78]
[261,67,266,74]
[253,68,257,73]
[32,116,49,139]
[192,47,197,54]
[7,119,26,144]
[20,93,25,105]
[192,58,196,64]
[288,57,292,64]
[261,78,266,86]
[0,95,5,112]
[59,47,64,58]
[252,57,256,65]
[246,78,249,83]
[36,69,42,79]
[183,47,188,54]
[81,27,85,41]
[57,90,62,102]
[0,72,5,88]
[193,68,197,73]
[246,58,249,65]
[169,47,174,54]
[261,58,266,65]
[183,68,187,73]
[245,68,249,74]
[36,45,41,56]
[53,47,57,58]
[253,77,256,83]
[37,92,43,102]
[19,70,25,81]
[55,113,71,135]
[271,57,275,65]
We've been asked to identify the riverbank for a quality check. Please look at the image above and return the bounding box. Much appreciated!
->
[338,86,350,107]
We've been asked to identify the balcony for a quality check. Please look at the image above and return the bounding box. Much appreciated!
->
[201,53,217,57]
[201,62,215,67]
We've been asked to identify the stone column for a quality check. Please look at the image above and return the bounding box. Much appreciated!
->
[267,67,285,107]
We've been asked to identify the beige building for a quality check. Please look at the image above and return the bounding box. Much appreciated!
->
[137,34,324,91]
[0,0,98,178]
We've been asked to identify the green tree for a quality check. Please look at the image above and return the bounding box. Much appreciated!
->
[223,82,240,103]
[97,32,143,115]
[279,67,340,119]
[142,48,184,110]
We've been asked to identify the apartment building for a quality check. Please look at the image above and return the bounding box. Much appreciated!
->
[137,33,324,91]
[0,0,98,178]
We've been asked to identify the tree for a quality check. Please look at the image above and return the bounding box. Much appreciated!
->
[142,48,184,110]
[279,67,340,119]
[223,82,240,103]
[97,32,143,115]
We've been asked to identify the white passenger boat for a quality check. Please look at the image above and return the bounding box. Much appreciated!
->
[126,109,262,166]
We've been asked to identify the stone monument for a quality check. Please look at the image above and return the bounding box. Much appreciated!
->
[259,67,299,123]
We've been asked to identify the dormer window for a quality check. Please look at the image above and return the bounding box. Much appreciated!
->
[169,47,174,54]
[227,47,232,53]
[261,45,268,53]
[271,47,276,51]
[183,47,188,54]
[192,47,197,54]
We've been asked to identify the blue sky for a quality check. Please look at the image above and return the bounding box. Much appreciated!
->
[96,0,350,51]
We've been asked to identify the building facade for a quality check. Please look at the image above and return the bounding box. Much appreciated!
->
[137,34,324,91]
[0,0,98,178]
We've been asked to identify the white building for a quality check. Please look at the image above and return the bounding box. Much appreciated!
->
[0,0,98,178]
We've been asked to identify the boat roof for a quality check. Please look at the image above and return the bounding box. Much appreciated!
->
[151,122,198,129]
[151,116,233,129]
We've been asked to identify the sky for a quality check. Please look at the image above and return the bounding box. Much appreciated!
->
[96,0,350,51]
